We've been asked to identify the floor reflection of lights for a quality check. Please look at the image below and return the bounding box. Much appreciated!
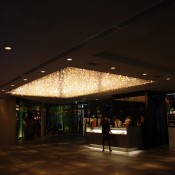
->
[0,151,8,156]
[1,136,175,175]
[85,145,144,156]
[161,157,175,162]
[143,163,171,170]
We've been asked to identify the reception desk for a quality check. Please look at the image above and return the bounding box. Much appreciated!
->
[85,126,142,149]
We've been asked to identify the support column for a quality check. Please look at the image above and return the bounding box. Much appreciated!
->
[0,97,16,145]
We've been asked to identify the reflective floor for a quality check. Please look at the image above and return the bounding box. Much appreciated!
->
[0,135,175,175]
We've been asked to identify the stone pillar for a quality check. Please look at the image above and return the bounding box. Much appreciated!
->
[0,97,16,145]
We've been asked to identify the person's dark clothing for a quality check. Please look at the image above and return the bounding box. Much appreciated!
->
[101,118,111,151]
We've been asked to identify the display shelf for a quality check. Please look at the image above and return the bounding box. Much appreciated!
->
[167,113,175,127]
[86,127,127,135]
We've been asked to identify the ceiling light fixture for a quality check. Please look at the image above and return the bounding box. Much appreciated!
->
[4,47,12,50]
[41,70,45,73]
[8,67,154,98]
[110,67,116,70]
[67,58,72,61]
[5,46,12,50]
[143,73,147,76]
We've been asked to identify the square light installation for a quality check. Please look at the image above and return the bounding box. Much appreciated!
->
[9,67,154,98]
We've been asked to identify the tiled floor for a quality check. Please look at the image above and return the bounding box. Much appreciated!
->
[0,135,175,175]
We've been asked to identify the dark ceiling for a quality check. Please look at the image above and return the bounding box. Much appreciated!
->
[0,0,175,103]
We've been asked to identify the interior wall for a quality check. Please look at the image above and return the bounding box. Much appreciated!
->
[0,97,16,145]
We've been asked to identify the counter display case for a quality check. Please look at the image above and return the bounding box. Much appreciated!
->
[86,127,127,134]
[85,126,142,149]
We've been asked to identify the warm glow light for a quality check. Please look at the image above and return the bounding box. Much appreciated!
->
[115,96,145,102]
[111,66,116,70]
[8,67,154,98]
[67,58,72,61]
[5,46,12,50]
[41,70,45,73]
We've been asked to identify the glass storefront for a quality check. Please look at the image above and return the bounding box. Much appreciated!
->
[46,105,76,135]
[15,98,88,141]
[16,99,41,141]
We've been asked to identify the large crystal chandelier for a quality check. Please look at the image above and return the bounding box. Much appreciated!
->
[9,67,154,98]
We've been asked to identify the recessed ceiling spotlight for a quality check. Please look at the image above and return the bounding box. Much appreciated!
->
[23,78,28,81]
[110,67,116,70]
[41,70,45,73]
[11,84,15,87]
[5,46,12,50]
[1,89,5,92]
[143,73,147,76]
[67,58,72,61]
[166,77,171,81]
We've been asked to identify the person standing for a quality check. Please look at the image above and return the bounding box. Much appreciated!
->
[101,116,112,152]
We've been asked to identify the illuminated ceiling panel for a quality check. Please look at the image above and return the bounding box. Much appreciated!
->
[8,67,154,98]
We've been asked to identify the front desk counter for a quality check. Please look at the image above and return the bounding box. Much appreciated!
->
[85,126,142,149]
